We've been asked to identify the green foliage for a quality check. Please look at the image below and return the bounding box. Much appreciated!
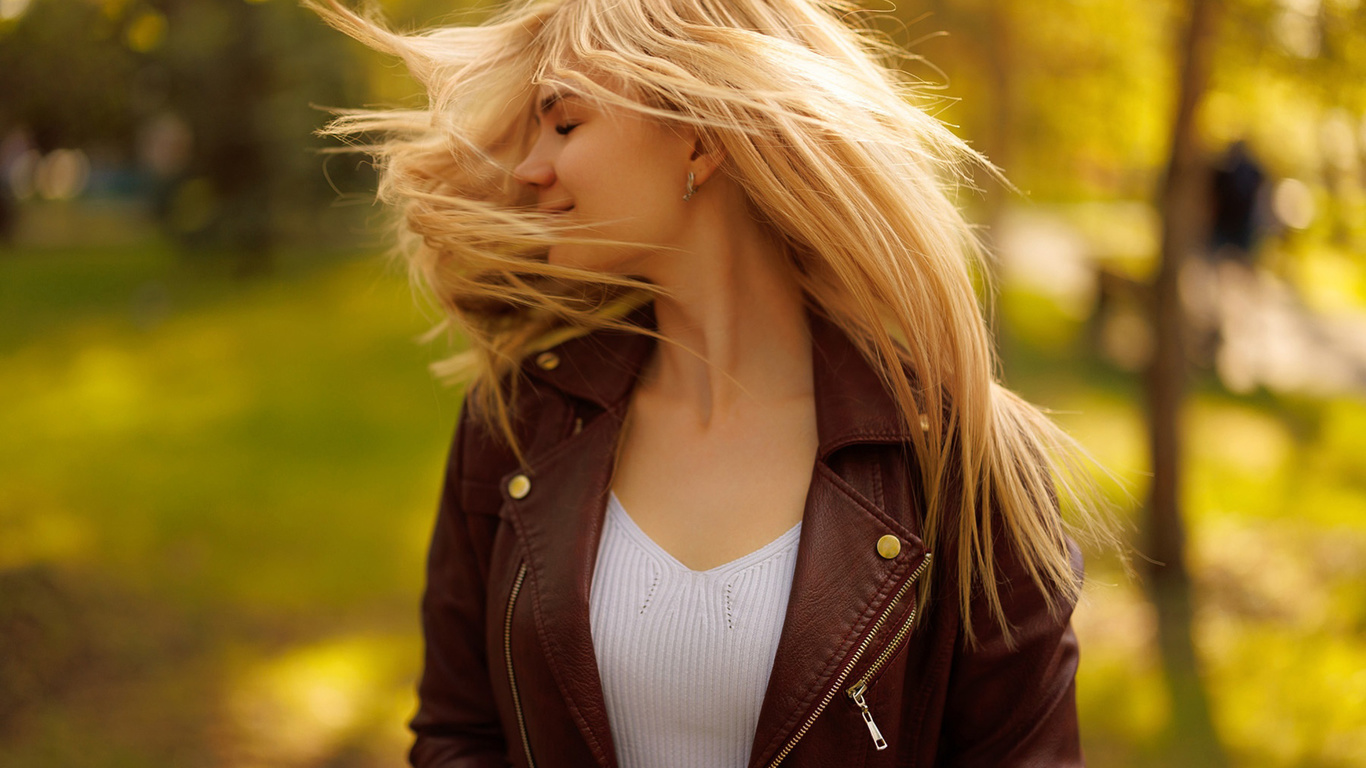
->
[998,279,1366,768]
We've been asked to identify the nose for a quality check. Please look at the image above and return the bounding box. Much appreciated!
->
[513,136,555,189]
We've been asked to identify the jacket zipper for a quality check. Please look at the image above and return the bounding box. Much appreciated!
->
[842,552,933,750]
[505,562,536,768]
[766,552,932,766]
[848,682,887,749]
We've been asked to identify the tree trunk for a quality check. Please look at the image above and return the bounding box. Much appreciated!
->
[1145,0,1228,765]
[980,0,1013,338]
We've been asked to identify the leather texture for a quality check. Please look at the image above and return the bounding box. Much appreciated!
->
[409,306,1085,768]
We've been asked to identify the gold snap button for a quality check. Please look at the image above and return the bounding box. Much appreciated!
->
[507,474,532,499]
[535,351,560,371]
[877,534,901,560]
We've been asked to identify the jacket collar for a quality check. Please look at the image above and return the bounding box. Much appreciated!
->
[523,303,918,457]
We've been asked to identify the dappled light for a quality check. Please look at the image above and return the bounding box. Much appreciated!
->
[220,633,418,767]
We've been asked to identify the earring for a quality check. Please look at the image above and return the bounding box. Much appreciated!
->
[683,171,696,201]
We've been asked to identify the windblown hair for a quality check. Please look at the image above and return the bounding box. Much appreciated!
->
[312,0,1116,644]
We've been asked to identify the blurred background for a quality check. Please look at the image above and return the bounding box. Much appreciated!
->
[1,0,1363,765]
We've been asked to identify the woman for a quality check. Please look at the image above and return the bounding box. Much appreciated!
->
[315,0,1114,765]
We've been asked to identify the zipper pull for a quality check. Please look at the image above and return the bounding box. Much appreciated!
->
[848,683,888,750]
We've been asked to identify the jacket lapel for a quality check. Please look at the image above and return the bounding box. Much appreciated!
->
[746,463,927,768]
[503,407,624,768]
[500,319,658,768]
[745,314,929,767]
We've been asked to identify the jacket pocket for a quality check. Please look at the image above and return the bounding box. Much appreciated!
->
[765,550,934,767]
[843,551,933,751]
[505,561,536,768]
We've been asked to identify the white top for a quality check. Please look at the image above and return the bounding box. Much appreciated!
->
[588,492,802,768]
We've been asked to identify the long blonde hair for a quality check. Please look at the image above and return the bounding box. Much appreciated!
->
[312,0,1116,644]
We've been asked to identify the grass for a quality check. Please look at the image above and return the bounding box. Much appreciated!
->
[1,241,1364,766]
[0,241,458,766]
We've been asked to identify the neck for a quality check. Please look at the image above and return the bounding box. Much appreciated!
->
[635,184,813,427]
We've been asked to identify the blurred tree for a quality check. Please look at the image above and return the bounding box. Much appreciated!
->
[0,0,375,267]
[157,0,274,267]
[907,0,1362,763]
[0,0,139,150]
[149,0,376,269]
[1148,0,1230,765]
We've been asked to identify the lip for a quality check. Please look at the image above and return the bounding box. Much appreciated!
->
[541,205,574,213]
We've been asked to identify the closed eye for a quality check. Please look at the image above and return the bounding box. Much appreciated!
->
[555,123,579,136]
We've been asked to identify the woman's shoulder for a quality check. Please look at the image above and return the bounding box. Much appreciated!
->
[449,319,647,465]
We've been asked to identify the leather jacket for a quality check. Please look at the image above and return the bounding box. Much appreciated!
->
[409,307,1084,768]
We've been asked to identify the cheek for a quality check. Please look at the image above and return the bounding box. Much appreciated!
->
[615,166,682,225]
[565,170,683,244]
[557,118,691,246]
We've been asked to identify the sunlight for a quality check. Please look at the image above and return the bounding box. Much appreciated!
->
[69,345,145,433]
[224,634,414,767]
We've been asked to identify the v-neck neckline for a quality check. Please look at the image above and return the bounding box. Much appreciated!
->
[606,491,802,577]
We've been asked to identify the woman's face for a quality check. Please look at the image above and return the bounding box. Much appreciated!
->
[513,86,698,273]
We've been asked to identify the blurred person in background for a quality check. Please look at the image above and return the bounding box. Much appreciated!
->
[1190,139,1270,367]
[314,0,1115,766]
[1210,139,1268,267]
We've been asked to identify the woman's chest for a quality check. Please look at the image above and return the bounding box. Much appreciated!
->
[610,396,818,571]
[585,494,803,768]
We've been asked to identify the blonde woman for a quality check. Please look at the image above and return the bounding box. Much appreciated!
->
[315,0,1113,765]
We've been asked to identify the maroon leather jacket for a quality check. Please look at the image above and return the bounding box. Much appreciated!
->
[409,308,1084,768]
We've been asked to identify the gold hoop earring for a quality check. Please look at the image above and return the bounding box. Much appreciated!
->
[683,171,696,201]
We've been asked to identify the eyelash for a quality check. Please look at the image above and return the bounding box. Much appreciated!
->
[555,123,579,136]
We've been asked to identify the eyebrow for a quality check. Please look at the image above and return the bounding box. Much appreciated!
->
[534,91,581,123]
[538,92,564,114]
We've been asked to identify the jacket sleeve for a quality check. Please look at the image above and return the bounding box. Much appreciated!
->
[409,402,511,768]
[936,535,1085,768]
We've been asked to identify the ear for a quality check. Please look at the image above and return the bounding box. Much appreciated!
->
[687,130,727,187]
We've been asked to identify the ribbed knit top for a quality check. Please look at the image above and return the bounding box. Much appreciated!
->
[588,492,802,768]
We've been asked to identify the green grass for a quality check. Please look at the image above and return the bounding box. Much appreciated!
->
[1,243,1364,766]
[0,242,459,766]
